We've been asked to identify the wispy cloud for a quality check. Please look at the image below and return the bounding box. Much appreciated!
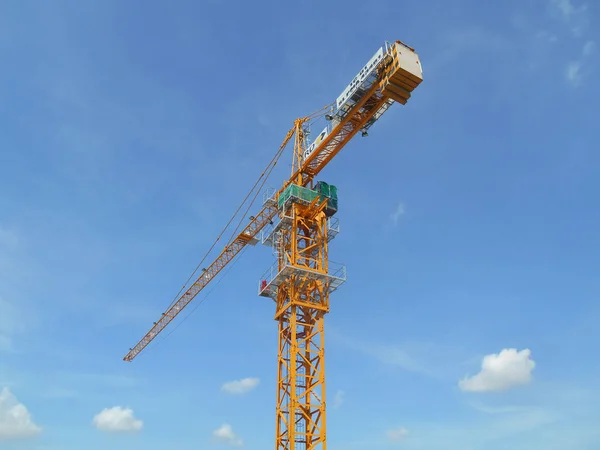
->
[386,426,409,441]
[390,203,405,226]
[221,377,260,395]
[330,332,433,377]
[510,1,595,86]
[367,343,429,374]
[566,61,583,86]
[565,40,595,87]
[547,0,596,86]
[332,390,345,408]
[42,387,79,400]
[329,328,474,383]
[380,382,600,449]
[468,402,538,415]
[408,407,560,448]
[582,40,595,56]
[57,371,140,389]
[551,0,590,36]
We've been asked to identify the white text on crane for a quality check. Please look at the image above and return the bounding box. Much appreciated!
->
[335,47,384,111]
[302,126,330,163]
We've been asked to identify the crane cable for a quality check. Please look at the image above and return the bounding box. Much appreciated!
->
[165,105,331,311]
[223,105,333,245]
[223,141,285,246]
[151,245,251,350]
[166,125,294,310]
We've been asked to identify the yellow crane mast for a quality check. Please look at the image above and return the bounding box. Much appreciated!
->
[124,39,423,450]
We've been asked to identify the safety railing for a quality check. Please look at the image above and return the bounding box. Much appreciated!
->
[258,260,346,298]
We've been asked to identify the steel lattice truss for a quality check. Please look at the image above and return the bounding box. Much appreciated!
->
[275,200,330,450]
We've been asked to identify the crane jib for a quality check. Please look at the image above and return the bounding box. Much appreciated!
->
[124,81,383,362]
[123,204,279,361]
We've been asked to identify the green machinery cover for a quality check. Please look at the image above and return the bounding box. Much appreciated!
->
[278,181,338,216]
[277,184,319,209]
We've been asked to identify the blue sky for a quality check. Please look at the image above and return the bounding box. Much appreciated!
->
[1,0,599,449]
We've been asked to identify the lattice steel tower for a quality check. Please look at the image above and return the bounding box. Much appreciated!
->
[259,119,346,450]
[122,39,424,450]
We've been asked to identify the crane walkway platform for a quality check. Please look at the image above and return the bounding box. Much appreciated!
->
[258,260,346,299]
[261,215,339,246]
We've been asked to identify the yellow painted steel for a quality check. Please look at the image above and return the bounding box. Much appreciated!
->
[122,71,394,362]
[273,123,331,450]
[122,38,423,450]
[275,203,330,450]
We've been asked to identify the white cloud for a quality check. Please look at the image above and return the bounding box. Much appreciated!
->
[213,423,243,446]
[390,203,405,225]
[583,40,595,56]
[332,390,345,408]
[566,61,582,86]
[92,406,143,433]
[565,40,596,87]
[459,348,535,392]
[386,426,409,441]
[0,388,42,440]
[546,0,595,85]
[551,0,589,35]
[553,0,578,19]
[221,377,259,395]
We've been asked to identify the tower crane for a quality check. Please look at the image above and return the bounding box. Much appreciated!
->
[123,39,423,450]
